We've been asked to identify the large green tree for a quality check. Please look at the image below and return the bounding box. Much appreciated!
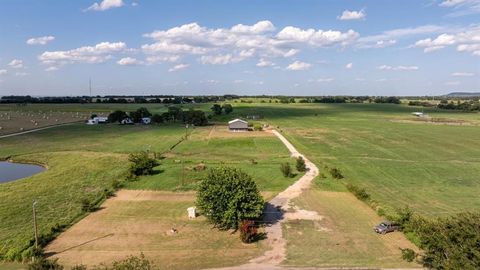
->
[196,167,264,230]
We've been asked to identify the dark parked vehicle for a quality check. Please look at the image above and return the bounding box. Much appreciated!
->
[374,221,399,234]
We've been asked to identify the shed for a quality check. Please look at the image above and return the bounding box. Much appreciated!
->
[228,119,249,131]
[141,117,151,125]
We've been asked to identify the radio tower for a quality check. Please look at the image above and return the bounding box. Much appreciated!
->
[89,78,92,97]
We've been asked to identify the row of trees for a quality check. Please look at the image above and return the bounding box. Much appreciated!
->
[211,104,233,115]
[108,107,209,126]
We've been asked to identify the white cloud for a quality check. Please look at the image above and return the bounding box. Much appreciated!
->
[201,79,219,84]
[286,61,311,71]
[168,63,189,72]
[256,58,274,67]
[8,59,24,69]
[87,0,124,11]
[338,9,366,20]
[200,54,236,65]
[413,26,480,55]
[146,55,180,64]
[439,0,469,7]
[15,72,28,76]
[45,66,59,72]
[231,20,276,34]
[439,0,480,17]
[345,62,353,69]
[0,69,7,75]
[141,21,358,66]
[358,25,447,48]
[317,78,334,82]
[39,41,128,67]
[378,65,419,71]
[26,36,55,45]
[233,79,244,83]
[131,2,138,7]
[451,72,475,76]
[117,57,142,66]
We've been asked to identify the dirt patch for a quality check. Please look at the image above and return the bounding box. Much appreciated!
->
[45,190,264,269]
[207,125,274,139]
[390,118,480,126]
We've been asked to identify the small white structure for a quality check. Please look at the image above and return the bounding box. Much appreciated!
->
[87,118,98,125]
[228,119,249,132]
[141,117,151,125]
[121,118,134,125]
[412,112,425,117]
[187,206,196,219]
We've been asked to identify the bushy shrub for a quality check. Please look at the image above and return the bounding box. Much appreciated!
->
[128,152,158,177]
[280,162,292,178]
[253,124,262,131]
[92,253,153,270]
[196,167,264,230]
[28,257,63,270]
[346,183,370,201]
[239,220,258,243]
[329,168,343,179]
[401,248,416,262]
[295,156,306,172]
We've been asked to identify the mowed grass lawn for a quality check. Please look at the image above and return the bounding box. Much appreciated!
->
[283,187,419,268]
[226,103,480,216]
[0,119,297,261]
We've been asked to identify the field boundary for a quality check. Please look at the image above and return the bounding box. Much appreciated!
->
[0,121,82,139]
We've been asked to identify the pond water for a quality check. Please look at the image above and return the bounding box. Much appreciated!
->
[0,161,45,183]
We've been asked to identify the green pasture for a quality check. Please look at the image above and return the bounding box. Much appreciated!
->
[225,102,480,216]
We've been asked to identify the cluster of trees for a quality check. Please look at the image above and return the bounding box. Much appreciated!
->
[437,100,480,111]
[389,209,480,268]
[108,106,208,126]
[373,96,401,104]
[210,104,233,115]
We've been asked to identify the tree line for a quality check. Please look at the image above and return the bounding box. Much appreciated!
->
[108,107,209,126]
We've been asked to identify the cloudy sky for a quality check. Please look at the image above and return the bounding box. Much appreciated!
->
[0,0,479,96]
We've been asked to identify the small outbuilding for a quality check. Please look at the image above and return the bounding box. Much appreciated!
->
[141,117,151,125]
[228,119,249,132]
[120,118,134,125]
[412,112,426,117]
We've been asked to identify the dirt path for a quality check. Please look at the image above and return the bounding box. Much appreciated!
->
[210,130,320,270]
[0,122,79,139]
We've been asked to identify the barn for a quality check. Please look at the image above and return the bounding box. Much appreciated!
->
[228,119,249,131]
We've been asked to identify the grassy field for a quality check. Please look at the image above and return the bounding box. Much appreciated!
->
[224,102,480,216]
[1,101,479,268]
[0,114,297,261]
[283,186,419,268]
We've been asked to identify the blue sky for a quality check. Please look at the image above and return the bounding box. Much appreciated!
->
[0,0,479,96]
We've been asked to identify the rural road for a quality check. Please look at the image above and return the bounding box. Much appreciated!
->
[209,129,320,269]
[0,122,79,139]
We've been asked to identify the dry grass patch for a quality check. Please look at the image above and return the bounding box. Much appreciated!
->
[45,190,266,269]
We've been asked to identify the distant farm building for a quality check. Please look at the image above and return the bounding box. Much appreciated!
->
[141,117,151,125]
[121,118,134,125]
[412,112,426,117]
[228,119,249,131]
[86,116,108,125]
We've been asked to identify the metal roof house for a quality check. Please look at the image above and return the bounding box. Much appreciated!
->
[228,119,249,131]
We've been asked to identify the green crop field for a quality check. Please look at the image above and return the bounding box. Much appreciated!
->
[225,102,480,216]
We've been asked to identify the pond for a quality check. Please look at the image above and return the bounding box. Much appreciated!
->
[0,161,45,183]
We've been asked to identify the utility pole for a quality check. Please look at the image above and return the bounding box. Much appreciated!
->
[185,124,188,140]
[32,200,38,249]
[89,78,92,97]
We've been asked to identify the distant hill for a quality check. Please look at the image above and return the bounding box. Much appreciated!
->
[445,92,480,97]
